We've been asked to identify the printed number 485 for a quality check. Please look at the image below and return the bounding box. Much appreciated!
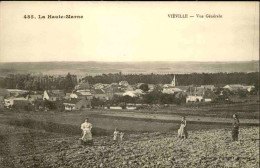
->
[24,15,35,19]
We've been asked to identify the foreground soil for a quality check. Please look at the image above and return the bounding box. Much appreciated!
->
[0,127,259,168]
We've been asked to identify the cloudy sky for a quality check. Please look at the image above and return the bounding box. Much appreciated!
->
[0,2,259,62]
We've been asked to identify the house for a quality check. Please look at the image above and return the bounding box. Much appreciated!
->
[200,85,216,91]
[163,84,172,88]
[186,95,203,103]
[92,89,108,100]
[186,88,217,103]
[123,91,137,97]
[110,83,119,87]
[70,93,79,99]
[63,98,91,111]
[7,89,28,95]
[102,86,115,100]
[134,89,145,96]
[203,90,217,102]
[51,90,65,97]
[223,85,244,92]
[136,83,145,89]
[93,83,105,90]
[67,91,92,100]
[76,90,93,100]
[43,90,65,101]
[64,93,71,100]
[126,103,137,110]
[175,86,190,92]
[162,87,182,94]
[109,106,123,110]
[186,87,206,96]
[243,85,255,92]
[75,81,90,90]
[119,81,129,87]
[148,84,155,90]
[123,89,144,98]
[26,92,43,102]
[175,92,188,99]
[114,92,124,97]
[4,96,30,108]
[186,87,204,103]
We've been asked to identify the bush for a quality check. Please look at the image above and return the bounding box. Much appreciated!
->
[238,89,247,98]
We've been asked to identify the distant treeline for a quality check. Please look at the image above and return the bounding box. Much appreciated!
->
[84,72,259,86]
[0,73,77,91]
[0,72,259,90]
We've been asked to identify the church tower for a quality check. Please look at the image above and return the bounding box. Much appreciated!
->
[171,75,176,87]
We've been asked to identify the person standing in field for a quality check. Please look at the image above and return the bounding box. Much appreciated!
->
[113,128,120,143]
[232,114,239,141]
[178,116,188,139]
[119,132,124,141]
[81,118,93,145]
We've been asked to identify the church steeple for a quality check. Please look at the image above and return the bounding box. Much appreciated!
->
[171,75,176,87]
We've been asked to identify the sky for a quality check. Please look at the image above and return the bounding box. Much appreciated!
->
[0,2,259,62]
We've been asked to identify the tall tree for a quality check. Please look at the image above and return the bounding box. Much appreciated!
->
[64,73,75,91]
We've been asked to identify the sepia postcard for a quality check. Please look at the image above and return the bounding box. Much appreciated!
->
[0,1,259,168]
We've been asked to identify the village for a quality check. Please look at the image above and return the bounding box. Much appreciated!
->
[0,74,257,112]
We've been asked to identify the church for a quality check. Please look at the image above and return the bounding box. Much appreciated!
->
[162,75,182,94]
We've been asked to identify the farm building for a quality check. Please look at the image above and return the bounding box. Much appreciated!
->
[123,89,144,97]
[114,92,124,97]
[75,81,90,90]
[7,89,28,96]
[123,91,137,97]
[76,90,93,100]
[102,86,115,100]
[175,86,190,92]
[92,89,108,100]
[186,95,203,103]
[26,93,43,102]
[186,88,217,103]
[200,85,216,91]
[63,98,91,111]
[4,96,31,108]
[119,81,129,87]
[223,84,244,92]
[93,83,105,90]
[43,90,65,101]
[162,87,182,94]
[203,90,217,102]
[243,85,255,92]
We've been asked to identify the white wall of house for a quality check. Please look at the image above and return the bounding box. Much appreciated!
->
[123,91,137,97]
[126,106,137,110]
[186,95,203,103]
[64,103,76,111]
[4,97,28,107]
[110,106,123,110]
[70,93,78,99]
[204,98,212,102]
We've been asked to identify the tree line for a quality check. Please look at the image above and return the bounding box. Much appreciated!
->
[0,73,77,91]
[84,72,259,86]
[0,72,258,90]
